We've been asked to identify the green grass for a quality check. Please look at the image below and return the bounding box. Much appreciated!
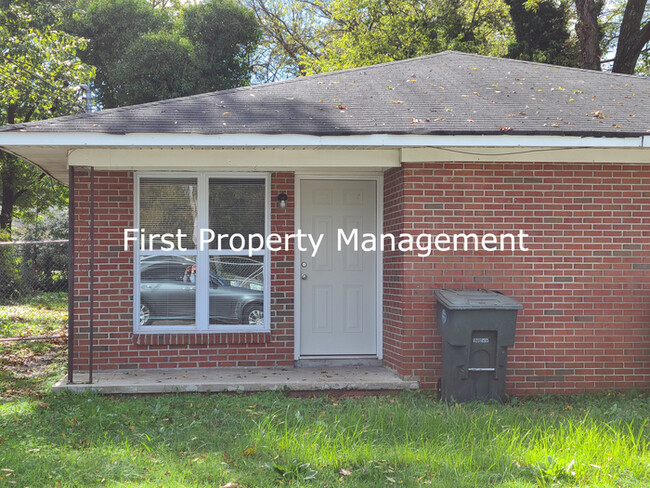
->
[0,296,648,487]
[1,389,649,487]
[0,291,67,338]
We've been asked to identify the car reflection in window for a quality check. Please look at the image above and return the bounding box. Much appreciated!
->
[139,255,263,327]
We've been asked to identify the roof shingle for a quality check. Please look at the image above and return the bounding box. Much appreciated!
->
[2,51,649,137]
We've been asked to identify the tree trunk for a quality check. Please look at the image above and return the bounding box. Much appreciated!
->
[612,0,650,74]
[0,153,17,235]
[575,0,601,70]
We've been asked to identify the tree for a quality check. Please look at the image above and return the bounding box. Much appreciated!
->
[239,0,331,81]
[612,0,650,73]
[67,0,261,108]
[0,1,95,235]
[65,0,170,108]
[505,0,579,66]
[302,0,513,74]
[182,0,261,92]
[574,0,603,70]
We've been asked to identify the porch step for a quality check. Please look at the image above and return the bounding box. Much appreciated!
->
[296,357,383,368]
[52,366,419,394]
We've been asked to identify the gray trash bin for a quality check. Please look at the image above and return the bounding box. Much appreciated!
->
[434,289,523,402]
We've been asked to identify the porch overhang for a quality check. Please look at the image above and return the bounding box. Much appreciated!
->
[2,133,648,185]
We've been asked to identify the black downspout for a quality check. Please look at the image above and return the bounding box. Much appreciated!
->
[67,166,75,383]
[88,167,95,384]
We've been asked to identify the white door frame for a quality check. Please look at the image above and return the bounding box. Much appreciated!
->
[294,174,384,360]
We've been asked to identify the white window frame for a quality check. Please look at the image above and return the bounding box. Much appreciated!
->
[133,171,271,334]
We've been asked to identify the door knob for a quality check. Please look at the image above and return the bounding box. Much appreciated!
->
[301,273,308,280]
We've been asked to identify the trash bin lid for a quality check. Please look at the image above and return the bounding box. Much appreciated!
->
[434,289,523,310]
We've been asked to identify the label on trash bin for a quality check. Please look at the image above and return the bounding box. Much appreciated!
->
[441,309,447,324]
[473,337,489,343]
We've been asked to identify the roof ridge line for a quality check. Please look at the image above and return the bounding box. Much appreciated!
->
[448,50,648,80]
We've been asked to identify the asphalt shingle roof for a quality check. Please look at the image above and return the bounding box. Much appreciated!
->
[2,51,649,137]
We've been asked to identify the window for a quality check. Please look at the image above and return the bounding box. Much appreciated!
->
[135,173,269,333]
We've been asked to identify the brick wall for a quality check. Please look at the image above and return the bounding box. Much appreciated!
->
[72,169,295,372]
[72,163,650,393]
[383,162,650,393]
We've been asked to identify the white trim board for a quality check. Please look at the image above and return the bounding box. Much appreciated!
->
[0,132,647,148]
[401,146,650,163]
[69,148,401,169]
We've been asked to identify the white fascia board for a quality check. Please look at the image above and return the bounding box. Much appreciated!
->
[0,132,646,148]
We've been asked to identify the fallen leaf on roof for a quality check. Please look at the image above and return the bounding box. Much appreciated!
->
[391,100,405,104]
[590,110,604,118]
[410,118,423,124]
[499,127,512,132]
[337,104,347,110]
[466,119,475,122]
[407,79,417,82]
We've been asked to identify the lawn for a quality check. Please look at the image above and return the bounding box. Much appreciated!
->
[1,295,649,487]
[0,291,67,338]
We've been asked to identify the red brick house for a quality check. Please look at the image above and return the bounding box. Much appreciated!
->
[1,51,649,393]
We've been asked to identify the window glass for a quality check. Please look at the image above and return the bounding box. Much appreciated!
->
[209,179,264,249]
[208,256,264,325]
[140,178,197,250]
[139,255,196,327]
[136,175,267,331]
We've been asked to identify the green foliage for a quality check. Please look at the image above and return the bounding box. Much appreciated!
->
[303,0,513,74]
[112,32,198,106]
[68,0,261,108]
[66,0,171,108]
[0,2,95,126]
[0,0,92,234]
[505,0,580,66]
[0,230,21,299]
[14,209,69,293]
[240,0,332,81]
[182,0,261,92]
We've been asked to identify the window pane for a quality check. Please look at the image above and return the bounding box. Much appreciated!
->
[209,179,264,249]
[140,178,197,250]
[209,256,264,325]
[139,255,196,326]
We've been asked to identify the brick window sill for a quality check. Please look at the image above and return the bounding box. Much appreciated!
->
[134,332,272,346]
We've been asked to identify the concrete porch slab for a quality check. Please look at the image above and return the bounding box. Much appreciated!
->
[52,366,419,394]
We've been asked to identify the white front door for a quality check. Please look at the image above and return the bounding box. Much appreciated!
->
[299,179,378,356]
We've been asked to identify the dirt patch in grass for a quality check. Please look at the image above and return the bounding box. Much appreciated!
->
[0,336,66,398]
